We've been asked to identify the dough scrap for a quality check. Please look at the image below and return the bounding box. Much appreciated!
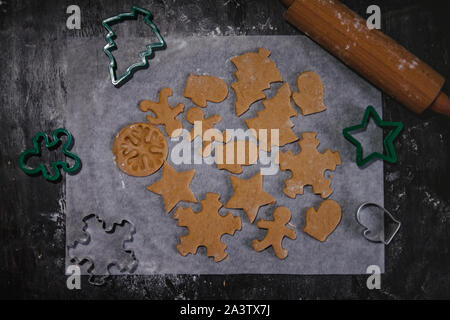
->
[292,71,327,115]
[245,82,299,152]
[231,48,283,116]
[225,172,276,223]
[113,123,168,177]
[147,162,197,213]
[303,199,342,242]
[186,107,231,156]
[252,206,296,259]
[174,193,242,262]
[215,140,258,174]
[279,132,341,199]
[139,87,184,137]
[184,74,229,107]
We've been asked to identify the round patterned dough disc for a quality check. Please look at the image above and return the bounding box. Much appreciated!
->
[113,122,168,177]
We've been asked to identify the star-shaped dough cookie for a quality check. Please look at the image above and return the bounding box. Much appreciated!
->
[147,162,197,213]
[225,172,276,223]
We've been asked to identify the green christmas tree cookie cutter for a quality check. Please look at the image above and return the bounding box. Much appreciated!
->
[102,6,166,86]
[343,105,403,167]
[19,128,81,182]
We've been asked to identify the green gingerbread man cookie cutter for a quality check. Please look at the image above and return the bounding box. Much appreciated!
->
[343,105,403,167]
[102,6,166,87]
[19,128,81,182]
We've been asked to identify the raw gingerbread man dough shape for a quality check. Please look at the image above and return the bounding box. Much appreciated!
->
[139,87,185,137]
[184,74,229,107]
[292,71,327,116]
[252,206,296,259]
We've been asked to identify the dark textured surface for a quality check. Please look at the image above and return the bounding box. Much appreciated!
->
[1,0,449,299]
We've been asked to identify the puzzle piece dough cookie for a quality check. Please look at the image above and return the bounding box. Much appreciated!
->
[231,48,283,116]
[245,82,299,152]
[139,87,184,137]
[184,74,229,107]
[252,206,296,259]
[113,123,168,177]
[225,172,275,223]
[279,132,341,199]
[292,71,327,115]
[303,199,342,242]
[147,162,197,213]
[174,193,242,262]
[215,140,258,174]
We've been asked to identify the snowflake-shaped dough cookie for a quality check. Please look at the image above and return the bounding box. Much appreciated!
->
[279,132,341,199]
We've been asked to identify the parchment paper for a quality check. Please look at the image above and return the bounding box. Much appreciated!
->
[65,35,384,275]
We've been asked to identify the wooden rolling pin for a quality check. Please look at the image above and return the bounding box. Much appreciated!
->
[281,0,450,117]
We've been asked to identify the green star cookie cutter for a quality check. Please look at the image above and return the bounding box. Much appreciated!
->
[102,6,166,87]
[19,128,81,182]
[343,105,403,167]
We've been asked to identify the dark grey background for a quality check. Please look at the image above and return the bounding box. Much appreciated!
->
[1,0,449,299]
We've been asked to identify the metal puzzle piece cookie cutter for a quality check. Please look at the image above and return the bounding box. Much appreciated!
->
[102,6,166,86]
[356,202,401,245]
[19,128,81,182]
[68,214,138,286]
[343,105,403,167]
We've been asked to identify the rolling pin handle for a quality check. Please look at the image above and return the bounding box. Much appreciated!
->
[430,92,450,118]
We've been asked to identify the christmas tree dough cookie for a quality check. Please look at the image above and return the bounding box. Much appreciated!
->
[184,74,229,107]
[225,172,275,223]
[139,87,184,137]
[279,132,341,199]
[252,206,296,259]
[231,48,283,116]
[174,193,242,262]
[147,162,197,213]
[303,199,342,242]
[292,71,327,115]
[245,82,299,152]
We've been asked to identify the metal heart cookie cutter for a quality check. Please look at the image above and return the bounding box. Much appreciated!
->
[356,202,401,245]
